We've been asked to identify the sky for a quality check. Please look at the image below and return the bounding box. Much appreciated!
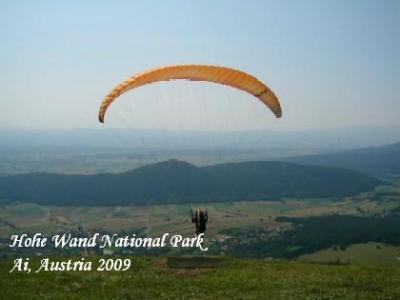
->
[0,0,399,131]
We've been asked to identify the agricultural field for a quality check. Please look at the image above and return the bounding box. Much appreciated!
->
[1,186,399,265]
[298,242,400,267]
[1,195,397,239]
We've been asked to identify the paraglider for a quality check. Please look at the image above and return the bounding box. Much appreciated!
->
[191,209,208,236]
[97,64,282,238]
[98,64,282,123]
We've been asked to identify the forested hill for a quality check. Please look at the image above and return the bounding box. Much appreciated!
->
[286,142,400,178]
[0,160,382,206]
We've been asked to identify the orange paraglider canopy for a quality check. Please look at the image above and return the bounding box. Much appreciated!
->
[98,64,282,123]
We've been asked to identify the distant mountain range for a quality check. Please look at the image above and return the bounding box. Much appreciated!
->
[286,142,400,178]
[1,128,400,175]
[0,160,382,206]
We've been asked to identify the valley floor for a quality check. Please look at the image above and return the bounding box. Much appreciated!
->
[1,196,397,239]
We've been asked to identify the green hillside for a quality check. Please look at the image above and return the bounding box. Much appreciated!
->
[287,142,400,178]
[0,160,382,206]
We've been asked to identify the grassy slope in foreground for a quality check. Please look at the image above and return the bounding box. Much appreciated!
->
[1,256,399,299]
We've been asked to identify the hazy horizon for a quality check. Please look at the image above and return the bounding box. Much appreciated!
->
[1,125,400,149]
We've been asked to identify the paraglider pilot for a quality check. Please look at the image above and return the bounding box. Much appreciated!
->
[191,209,208,235]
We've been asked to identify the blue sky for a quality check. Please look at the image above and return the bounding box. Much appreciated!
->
[0,0,399,130]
